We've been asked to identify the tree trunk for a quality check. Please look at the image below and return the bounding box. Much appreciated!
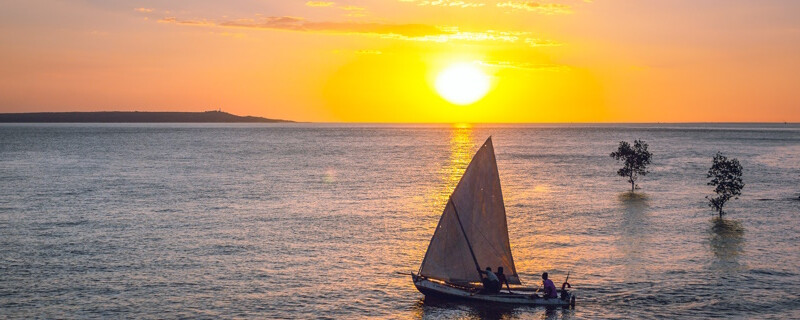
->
[630,175,635,192]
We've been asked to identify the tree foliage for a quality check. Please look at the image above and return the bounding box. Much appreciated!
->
[706,152,744,218]
[609,139,652,192]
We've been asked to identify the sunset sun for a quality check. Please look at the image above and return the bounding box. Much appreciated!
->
[435,63,490,105]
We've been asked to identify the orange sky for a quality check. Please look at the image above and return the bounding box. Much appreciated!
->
[0,0,798,122]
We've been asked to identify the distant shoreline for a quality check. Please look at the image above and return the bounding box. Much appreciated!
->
[0,111,293,123]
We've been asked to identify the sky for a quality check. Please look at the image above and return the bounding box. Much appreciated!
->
[0,0,798,122]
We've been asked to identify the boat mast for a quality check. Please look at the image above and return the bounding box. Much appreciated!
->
[450,197,483,280]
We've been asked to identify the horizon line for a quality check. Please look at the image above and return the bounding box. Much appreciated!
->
[0,111,797,124]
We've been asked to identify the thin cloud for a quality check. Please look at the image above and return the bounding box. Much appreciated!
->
[478,60,569,71]
[305,1,336,7]
[496,2,572,14]
[390,29,520,43]
[158,17,215,27]
[134,7,154,13]
[401,0,485,8]
[157,15,562,47]
[525,38,563,47]
[304,2,368,17]
[340,6,367,17]
[161,16,448,37]
[420,1,485,8]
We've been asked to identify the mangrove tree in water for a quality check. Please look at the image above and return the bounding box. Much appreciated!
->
[610,139,652,192]
[706,152,744,218]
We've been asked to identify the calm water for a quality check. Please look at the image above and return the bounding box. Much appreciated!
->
[1,123,799,319]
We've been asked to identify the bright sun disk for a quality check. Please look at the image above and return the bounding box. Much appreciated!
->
[435,63,490,105]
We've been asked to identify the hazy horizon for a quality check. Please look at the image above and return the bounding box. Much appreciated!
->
[2,110,800,125]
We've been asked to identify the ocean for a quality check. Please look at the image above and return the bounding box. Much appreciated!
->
[1,123,798,319]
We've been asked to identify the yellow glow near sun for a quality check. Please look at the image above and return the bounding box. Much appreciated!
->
[435,63,490,105]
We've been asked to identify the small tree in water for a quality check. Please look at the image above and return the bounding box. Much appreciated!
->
[706,152,744,218]
[610,139,652,192]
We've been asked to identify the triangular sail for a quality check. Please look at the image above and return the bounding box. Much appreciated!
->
[419,137,520,285]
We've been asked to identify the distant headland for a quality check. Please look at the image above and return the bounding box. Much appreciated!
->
[0,111,293,123]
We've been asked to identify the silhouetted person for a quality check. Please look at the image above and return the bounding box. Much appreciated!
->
[560,280,572,300]
[542,272,558,298]
[560,271,572,300]
[496,266,512,292]
[479,267,500,294]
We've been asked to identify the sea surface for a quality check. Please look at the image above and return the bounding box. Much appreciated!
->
[1,123,799,319]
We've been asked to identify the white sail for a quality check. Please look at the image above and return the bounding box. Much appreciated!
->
[419,137,521,285]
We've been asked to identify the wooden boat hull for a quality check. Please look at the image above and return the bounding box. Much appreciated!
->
[412,273,575,307]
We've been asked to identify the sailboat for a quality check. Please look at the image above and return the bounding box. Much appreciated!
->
[411,137,575,306]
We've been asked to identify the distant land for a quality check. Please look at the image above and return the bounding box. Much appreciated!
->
[0,111,292,123]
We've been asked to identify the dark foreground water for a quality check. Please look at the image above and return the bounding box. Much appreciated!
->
[1,123,799,319]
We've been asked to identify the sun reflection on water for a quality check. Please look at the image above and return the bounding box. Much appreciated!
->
[398,125,476,278]
[424,124,475,243]
[435,125,475,208]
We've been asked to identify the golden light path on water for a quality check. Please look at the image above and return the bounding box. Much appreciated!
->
[397,125,475,278]
[439,124,476,207]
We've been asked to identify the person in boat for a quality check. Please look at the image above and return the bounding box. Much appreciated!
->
[479,267,501,294]
[496,266,512,292]
[560,278,572,300]
[542,272,558,299]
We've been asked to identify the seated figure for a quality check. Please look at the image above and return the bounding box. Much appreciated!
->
[542,272,558,299]
[479,267,501,294]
